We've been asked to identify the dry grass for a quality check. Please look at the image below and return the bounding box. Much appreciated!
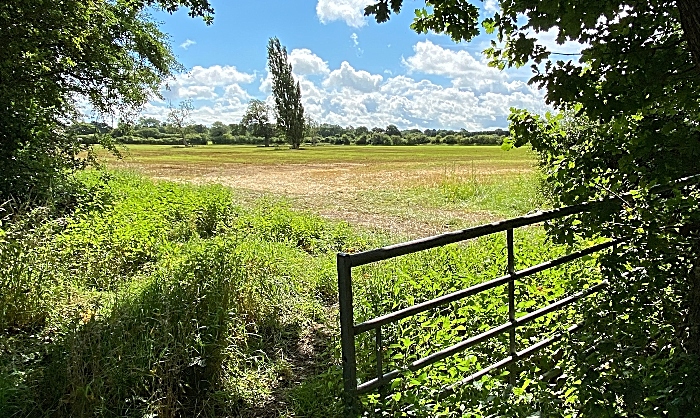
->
[99,145,540,238]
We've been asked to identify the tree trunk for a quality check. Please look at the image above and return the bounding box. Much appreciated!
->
[181,132,189,147]
[678,0,700,72]
[688,253,700,355]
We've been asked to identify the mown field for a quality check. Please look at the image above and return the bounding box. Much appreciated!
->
[1,145,603,417]
[99,145,542,238]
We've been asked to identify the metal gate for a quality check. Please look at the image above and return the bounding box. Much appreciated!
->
[336,175,699,415]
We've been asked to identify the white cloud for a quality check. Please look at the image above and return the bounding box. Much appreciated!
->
[289,49,330,76]
[145,45,548,130]
[483,0,498,13]
[223,84,251,100]
[350,32,364,56]
[403,40,510,92]
[323,61,383,93]
[180,39,196,50]
[259,72,273,94]
[316,0,372,28]
[176,65,255,87]
[174,85,217,100]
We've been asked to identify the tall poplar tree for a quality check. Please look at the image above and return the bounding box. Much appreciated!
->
[267,37,305,149]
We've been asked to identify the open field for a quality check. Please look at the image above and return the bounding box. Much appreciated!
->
[3,145,592,418]
[99,145,543,238]
[1,171,599,417]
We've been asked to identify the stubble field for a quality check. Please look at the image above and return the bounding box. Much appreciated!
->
[99,144,543,237]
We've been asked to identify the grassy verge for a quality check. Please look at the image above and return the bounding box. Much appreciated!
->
[0,170,598,417]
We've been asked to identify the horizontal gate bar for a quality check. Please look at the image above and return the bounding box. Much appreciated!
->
[354,240,620,335]
[355,280,607,394]
[345,202,604,267]
[344,174,700,270]
[446,322,583,393]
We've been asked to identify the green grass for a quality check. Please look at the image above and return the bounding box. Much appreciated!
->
[98,144,541,237]
[100,144,534,166]
[0,169,603,417]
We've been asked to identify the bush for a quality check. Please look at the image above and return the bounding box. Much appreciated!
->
[0,171,365,417]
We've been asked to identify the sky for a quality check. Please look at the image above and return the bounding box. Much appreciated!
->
[138,0,584,131]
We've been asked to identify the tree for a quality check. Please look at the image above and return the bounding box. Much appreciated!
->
[137,117,162,129]
[0,0,213,201]
[267,37,305,149]
[167,100,194,147]
[385,124,401,137]
[241,99,273,147]
[190,123,208,134]
[305,116,320,146]
[367,0,700,414]
[209,121,229,143]
[228,123,247,136]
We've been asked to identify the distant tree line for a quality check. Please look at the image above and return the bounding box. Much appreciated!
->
[72,119,507,147]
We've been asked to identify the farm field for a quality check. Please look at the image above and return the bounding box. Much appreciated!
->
[1,146,602,417]
[99,144,543,238]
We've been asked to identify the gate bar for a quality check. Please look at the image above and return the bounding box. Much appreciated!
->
[507,228,516,385]
[356,280,608,394]
[354,239,620,335]
[337,253,357,414]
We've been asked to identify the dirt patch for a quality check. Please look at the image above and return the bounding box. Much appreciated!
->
[109,159,526,237]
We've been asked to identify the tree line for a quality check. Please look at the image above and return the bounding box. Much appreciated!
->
[71,118,507,147]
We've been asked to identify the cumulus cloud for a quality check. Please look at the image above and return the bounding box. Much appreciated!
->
[223,84,251,100]
[180,39,196,50]
[170,85,218,100]
[483,0,498,13]
[160,65,256,102]
[289,48,330,76]
[176,65,256,86]
[403,40,511,92]
[140,100,250,126]
[145,45,548,131]
[323,61,383,93]
[316,0,372,27]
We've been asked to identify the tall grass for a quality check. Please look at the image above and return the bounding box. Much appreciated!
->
[0,170,361,417]
[0,169,597,417]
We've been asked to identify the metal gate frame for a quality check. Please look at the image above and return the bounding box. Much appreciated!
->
[337,203,613,413]
[336,175,700,415]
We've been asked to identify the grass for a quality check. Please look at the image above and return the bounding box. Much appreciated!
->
[98,145,542,238]
[98,144,534,166]
[1,146,600,417]
[1,171,359,417]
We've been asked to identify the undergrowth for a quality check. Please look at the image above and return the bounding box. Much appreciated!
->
[1,169,606,417]
[0,170,359,417]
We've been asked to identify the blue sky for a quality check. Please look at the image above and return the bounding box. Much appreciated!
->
[141,0,583,130]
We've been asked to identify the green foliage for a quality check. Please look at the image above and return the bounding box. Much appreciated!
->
[0,167,616,416]
[0,171,364,416]
[366,0,700,414]
[267,37,306,149]
[241,99,274,147]
[349,230,604,417]
[167,100,195,147]
[0,0,212,201]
